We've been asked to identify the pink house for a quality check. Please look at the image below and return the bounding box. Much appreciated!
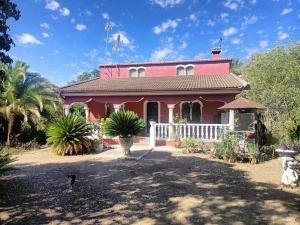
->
[60,48,248,145]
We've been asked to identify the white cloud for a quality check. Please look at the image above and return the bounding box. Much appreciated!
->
[281,8,293,15]
[246,47,259,59]
[231,38,241,45]
[250,0,256,4]
[224,0,243,10]
[220,13,229,20]
[242,15,258,26]
[151,47,175,60]
[45,0,60,11]
[151,0,184,8]
[207,19,215,27]
[223,27,237,37]
[298,14,300,18]
[85,49,97,59]
[190,14,197,22]
[17,33,42,45]
[180,41,187,49]
[60,7,70,16]
[259,40,268,48]
[40,22,50,29]
[194,52,207,59]
[102,13,110,20]
[278,31,289,40]
[42,32,49,38]
[153,19,179,34]
[75,24,87,31]
[70,18,75,23]
[257,29,264,34]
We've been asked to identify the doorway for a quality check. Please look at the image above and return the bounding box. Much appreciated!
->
[146,102,159,133]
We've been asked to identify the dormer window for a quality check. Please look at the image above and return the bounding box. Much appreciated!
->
[129,67,146,77]
[186,65,194,76]
[138,68,145,77]
[176,64,195,76]
[177,66,185,76]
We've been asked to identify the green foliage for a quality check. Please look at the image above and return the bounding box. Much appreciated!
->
[230,58,243,75]
[248,143,259,164]
[103,110,145,138]
[70,103,86,118]
[241,43,300,144]
[0,0,21,64]
[0,147,16,175]
[0,61,61,145]
[215,134,239,162]
[71,69,99,83]
[182,138,207,153]
[47,114,93,156]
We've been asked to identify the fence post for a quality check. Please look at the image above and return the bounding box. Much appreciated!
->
[149,121,156,148]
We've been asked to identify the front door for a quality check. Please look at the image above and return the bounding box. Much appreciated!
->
[146,102,158,133]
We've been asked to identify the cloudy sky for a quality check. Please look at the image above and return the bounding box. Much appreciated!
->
[9,0,300,85]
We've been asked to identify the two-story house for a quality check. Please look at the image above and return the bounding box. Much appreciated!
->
[60,48,248,145]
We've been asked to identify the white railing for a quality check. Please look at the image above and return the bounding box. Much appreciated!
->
[150,122,230,147]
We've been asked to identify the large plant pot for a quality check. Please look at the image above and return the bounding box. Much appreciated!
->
[119,137,133,155]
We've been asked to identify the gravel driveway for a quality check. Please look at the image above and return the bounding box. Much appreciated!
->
[0,147,299,225]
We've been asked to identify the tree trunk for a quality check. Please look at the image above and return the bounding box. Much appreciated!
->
[6,116,14,146]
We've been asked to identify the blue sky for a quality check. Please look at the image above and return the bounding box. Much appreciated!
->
[8,0,300,85]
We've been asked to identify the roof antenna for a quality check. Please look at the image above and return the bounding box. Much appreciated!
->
[103,22,112,78]
[112,34,121,77]
[218,37,223,50]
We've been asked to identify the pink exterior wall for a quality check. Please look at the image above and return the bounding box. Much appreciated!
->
[67,94,235,123]
[100,60,231,79]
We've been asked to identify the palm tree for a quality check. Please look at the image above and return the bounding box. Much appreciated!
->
[0,61,60,145]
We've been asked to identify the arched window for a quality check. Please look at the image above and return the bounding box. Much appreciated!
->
[138,68,145,77]
[186,66,194,76]
[177,66,185,76]
[181,101,202,123]
[129,68,137,77]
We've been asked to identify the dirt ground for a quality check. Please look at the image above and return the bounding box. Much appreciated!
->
[0,147,299,225]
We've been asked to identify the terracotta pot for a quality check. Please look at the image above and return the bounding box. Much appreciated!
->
[119,137,133,155]
[245,131,255,138]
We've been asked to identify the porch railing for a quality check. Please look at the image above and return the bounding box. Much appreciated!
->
[150,122,230,147]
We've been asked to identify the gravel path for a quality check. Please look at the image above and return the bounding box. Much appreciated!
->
[0,147,299,225]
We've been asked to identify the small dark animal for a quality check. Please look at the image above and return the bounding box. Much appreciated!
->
[67,175,76,187]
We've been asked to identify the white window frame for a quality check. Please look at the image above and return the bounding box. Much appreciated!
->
[179,100,203,123]
[128,66,146,77]
[176,64,195,76]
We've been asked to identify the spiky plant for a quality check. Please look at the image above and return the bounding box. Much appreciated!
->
[47,114,93,156]
[103,110,145,138]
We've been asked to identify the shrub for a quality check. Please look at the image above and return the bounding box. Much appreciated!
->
[103,111,145,138]
[248,143,259,164]
[182,138,208,153]
[0,148,16,176]
[215,134,239,162]
[47,114,93,156]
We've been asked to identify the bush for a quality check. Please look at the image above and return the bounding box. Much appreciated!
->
[103,111,145,138]
[248,143,259,164]
[0,148,15,175]
[182,138,207,153]
[215,134,239,162]
[46,114,94,156]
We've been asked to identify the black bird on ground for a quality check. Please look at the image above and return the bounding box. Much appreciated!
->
[67,175,76,188]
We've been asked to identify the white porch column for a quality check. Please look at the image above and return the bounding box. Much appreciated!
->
[113,104,122,112]
[84,105,89,120]
[149,121,156,148]
[64,105,70,115]
[229,109,235,131]
[167,104,175,140]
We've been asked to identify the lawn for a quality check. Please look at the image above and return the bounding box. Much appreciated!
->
[0,147,299,225]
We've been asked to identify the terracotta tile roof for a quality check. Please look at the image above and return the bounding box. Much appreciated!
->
[60,74,248,96]
[100,58,232,67]
[218,97,265,110]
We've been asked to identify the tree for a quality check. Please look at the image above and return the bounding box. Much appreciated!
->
[242,43,300,143]
[230,58,243,75]
[0,61,60,145]
[71,69,99,83]
[0,0,21,64]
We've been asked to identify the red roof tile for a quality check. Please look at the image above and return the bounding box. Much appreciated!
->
[218,97,265,109]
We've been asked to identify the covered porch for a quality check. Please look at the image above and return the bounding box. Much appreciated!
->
[63,94,236,145]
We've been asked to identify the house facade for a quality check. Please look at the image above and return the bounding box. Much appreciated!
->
[60,49,248,145]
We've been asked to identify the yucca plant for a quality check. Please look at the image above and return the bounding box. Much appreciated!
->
[47,114,93,156]
[103,111,145,138]
[103,111,145,155]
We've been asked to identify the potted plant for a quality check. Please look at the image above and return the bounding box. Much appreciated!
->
[103,110,145,155]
